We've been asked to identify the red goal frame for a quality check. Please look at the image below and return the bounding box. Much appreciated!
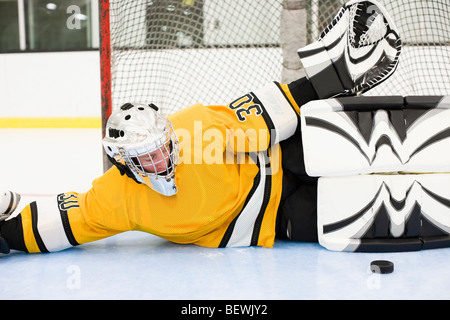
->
[99,0,112,171]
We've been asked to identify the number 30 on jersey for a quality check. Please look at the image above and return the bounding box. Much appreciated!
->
[228,93,263,122]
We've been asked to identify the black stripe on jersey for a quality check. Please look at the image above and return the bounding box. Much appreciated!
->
[219,154,273,247]
[250,93,276,148]
[30,202,49,253]
[250,160,272,246]
[57,194,80,247]
[218,220,236,248]
[59,211,79,247]
[219,158,262,248]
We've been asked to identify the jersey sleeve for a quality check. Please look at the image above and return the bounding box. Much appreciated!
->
[223,81,299,153]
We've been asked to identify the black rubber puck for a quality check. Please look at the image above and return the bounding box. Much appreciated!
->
[370,260,394,274]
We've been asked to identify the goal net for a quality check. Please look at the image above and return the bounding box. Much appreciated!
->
[100,0,449,134]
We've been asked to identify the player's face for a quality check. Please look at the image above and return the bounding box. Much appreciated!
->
[137,144,170,174]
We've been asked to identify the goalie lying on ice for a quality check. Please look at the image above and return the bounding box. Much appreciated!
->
[3,0,446,255]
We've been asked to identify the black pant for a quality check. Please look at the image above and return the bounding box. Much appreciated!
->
[275,77,319,242]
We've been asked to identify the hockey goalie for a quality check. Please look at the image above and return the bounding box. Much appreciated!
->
[2,0,447,255]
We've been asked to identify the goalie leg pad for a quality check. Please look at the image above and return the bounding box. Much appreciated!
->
[318,174,450,252]
[301,95,450,176]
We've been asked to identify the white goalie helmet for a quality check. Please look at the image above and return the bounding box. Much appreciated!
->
[102,103,180,196]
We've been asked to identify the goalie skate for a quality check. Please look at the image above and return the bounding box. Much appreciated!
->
[297,0,401,98]
[0,190,20,222]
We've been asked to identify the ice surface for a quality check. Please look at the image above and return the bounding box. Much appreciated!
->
[1,129,450,300]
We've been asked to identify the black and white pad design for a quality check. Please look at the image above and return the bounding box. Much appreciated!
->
[301,96,450,176]
[0,191,20,221]
[297,0,401,98]
[318,174,450,252]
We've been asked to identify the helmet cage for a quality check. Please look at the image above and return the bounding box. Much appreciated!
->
[119,122,179,182]
[103,103,180,196]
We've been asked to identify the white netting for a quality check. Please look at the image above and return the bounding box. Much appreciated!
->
[109,0,283,115]
[348,3,388,47]
[107,0,449,116]
[366,0,449,96]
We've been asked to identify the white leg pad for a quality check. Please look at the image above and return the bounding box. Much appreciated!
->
[318,174,450,252]
[301,96,450,176]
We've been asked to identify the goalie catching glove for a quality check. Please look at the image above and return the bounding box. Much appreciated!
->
[297,0,401,98]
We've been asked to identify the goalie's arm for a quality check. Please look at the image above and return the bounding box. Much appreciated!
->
[223,82,300,153]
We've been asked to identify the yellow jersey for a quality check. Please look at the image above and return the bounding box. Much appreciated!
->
[18,82,301,252]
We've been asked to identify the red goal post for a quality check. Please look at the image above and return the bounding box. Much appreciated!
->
[99,0,111,140]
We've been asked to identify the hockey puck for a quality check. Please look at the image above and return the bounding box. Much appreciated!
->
[370,260,394,274]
